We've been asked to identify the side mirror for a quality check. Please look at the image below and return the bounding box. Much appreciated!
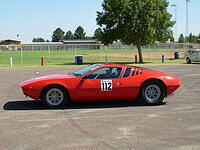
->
[82,76,88,80]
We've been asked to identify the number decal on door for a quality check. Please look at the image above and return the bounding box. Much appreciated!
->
[101,80,112,91]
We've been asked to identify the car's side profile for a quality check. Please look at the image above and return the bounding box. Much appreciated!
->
[185,49,200,64]
[19,64,180,108]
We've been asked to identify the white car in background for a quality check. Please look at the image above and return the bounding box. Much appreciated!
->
[185,49,200,64]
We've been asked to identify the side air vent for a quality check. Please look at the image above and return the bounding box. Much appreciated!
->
[132,68,143,76]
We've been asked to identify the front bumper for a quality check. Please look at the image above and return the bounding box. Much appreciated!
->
[21,86,41,100]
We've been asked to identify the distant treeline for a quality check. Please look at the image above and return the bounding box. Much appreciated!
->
[33,26,200,44]
[32,26,102,42]
[178,33,200,43]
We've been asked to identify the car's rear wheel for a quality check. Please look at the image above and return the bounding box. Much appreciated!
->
[186,58,191,64]
[139,81,165,105]
[42,85,69,108]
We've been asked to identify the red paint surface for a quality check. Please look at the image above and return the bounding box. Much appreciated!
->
[19,64,181,101]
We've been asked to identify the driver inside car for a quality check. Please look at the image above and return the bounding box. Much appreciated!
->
[114,68,122,78]
[102,68,113,79]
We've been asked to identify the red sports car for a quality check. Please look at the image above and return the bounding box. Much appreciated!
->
[19,64,180,108]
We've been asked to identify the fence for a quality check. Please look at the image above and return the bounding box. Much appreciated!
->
[0,43,196,67]
[0,43,189,51]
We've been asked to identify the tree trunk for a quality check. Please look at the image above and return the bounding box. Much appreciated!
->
[136,44,144,63]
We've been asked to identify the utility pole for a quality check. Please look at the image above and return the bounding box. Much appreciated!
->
[171,4,177,42]
[185,0,190,42]
[17,34,23,64]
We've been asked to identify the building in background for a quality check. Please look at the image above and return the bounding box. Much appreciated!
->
[62,39,99,45]
[0,39,21,50]
[0,39,21,45]
[22,42,64,51]
[61,40,100,50]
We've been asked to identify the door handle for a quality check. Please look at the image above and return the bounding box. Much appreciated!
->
[116,83,122,86]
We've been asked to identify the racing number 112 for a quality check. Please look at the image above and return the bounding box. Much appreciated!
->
[101,80,112,91]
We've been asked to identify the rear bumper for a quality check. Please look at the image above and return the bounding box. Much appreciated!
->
[166,85,180,96]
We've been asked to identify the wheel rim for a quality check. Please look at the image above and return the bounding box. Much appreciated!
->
[46,88,64,106]
[187,58,190,63]
[144,84,161,103]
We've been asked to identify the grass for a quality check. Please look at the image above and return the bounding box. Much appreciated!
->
[0,49,187,68]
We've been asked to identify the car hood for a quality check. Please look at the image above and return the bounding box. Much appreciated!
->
[19,73,74,87]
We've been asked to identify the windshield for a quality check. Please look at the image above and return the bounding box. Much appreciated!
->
[72,64,100,77]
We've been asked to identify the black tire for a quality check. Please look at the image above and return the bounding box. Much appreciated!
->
[186,58,191,64]
[41,85,69,108]
[139,81,166,105]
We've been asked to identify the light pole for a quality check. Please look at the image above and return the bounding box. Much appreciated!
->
[171,4,177,42]
[17,34,23,64]
[185,0,190,42]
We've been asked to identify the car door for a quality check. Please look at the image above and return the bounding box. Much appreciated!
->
[74,67,113,100]
[75,66,134,101]
[190,51,198,61]
[109,67,136,100]
[74,78,103,100]
[197,51,200,62]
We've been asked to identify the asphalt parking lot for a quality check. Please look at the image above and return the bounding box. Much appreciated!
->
[0,65,200,150]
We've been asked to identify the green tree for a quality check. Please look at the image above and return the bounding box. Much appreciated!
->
[74,26,86,39]
[178,34,185,43]
[32,37,45,42]
[52,28,65,42]
[194,34,199,43]
[170,36,175,42]
[188,33,193,43]
[185,36,189,43]
[94,28,103,41]
[188,33,197,43]
[64,30,74,40]
[97,0,174,63]
[197,33,200,43]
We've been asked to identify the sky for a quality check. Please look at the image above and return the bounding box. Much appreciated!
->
[0,0,199,43]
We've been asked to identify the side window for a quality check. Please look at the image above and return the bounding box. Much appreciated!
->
[86,67,122,79]
[86,67,108,79]
[111,67,122,78]
[123,68,131,78]
[192,51,197,55]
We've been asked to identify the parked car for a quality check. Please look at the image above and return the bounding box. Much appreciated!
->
[185,49,200,64]
[19,64,181,108]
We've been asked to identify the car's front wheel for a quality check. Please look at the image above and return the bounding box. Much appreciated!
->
[186,58,191,64]
[139,81,165,105]
[42,85,69,108]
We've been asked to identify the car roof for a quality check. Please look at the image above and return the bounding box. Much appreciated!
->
[98,64,133,68]
[93,63,153,71]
